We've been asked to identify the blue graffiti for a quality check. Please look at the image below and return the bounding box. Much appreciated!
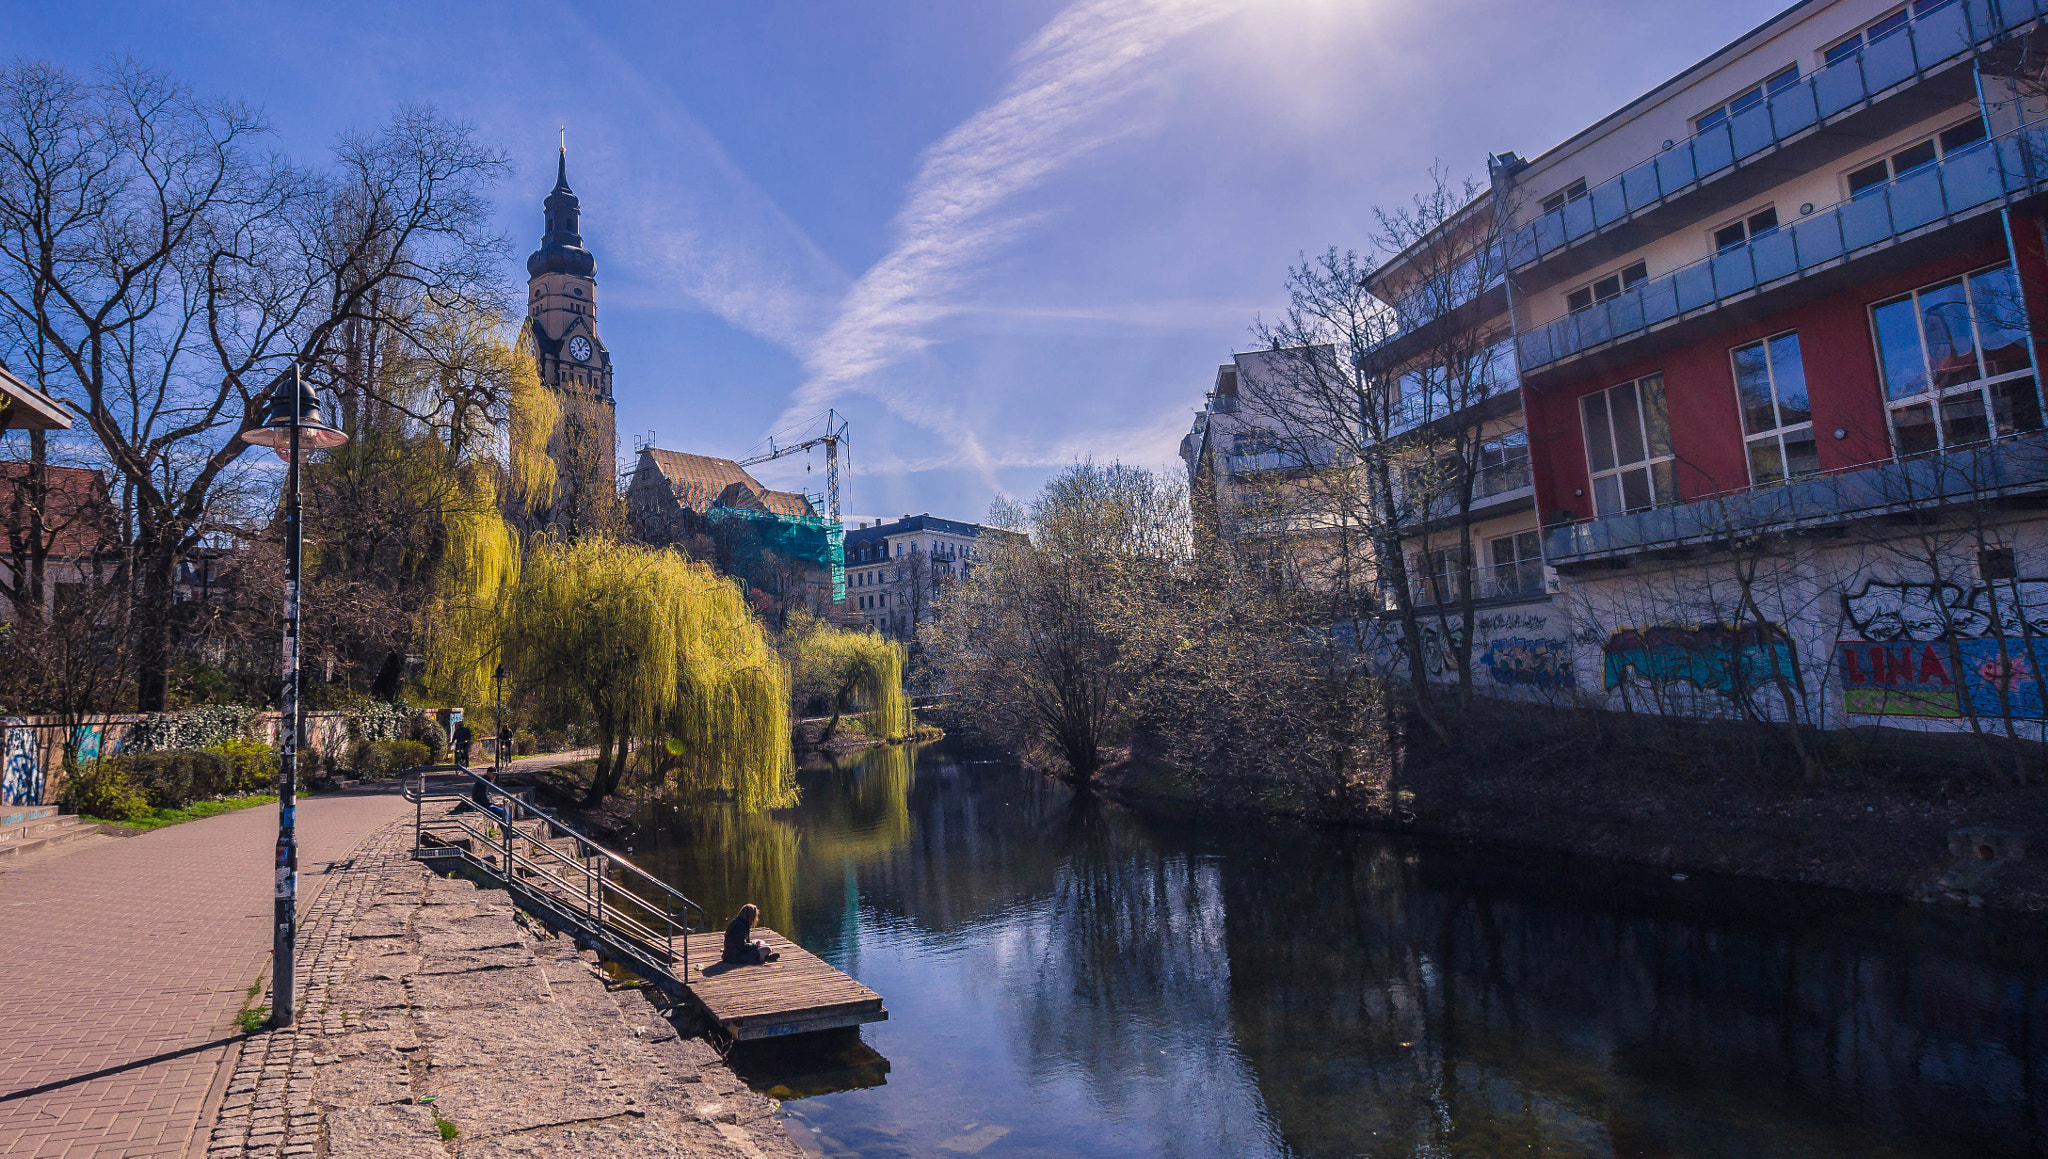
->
[3,724,43,807]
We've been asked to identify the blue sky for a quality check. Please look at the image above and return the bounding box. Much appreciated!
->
[7,0,1786,524]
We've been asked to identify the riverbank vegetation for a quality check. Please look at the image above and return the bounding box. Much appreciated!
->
[781,612,913,745]
[923,461,1385,794]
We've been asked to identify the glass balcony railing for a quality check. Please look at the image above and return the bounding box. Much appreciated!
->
[1227,448,1336,476]
[1508,0,2043,270]
[1516,124,2048,374]
[1542,430,2048,562]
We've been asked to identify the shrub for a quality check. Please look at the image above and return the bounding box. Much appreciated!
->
[205,738,276,795]
[535,729,567,753]
[127,705,263,752]
[383,739,430,771]
[115,750,237,810]
[67,761,151,821]
[407,713,447,761]
[513,732,537,756]
[346,739,390,779]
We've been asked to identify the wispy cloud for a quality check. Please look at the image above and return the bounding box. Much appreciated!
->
[778,0,1245,478]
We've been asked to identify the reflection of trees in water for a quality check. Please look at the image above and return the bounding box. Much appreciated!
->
[795,742,916,866]
[632,802,800,936]
[999,794,1284,1156]
[1215,830,2048,1158]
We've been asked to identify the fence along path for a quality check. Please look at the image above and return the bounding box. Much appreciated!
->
[408,769,886,1042]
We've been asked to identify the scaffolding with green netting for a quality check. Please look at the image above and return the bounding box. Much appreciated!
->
[703,504,847,605]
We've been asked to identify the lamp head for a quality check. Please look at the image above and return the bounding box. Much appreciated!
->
[239,367,348,462]
[494,664,506,683]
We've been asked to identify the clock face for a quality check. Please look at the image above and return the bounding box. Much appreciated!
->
[568,336,592,363]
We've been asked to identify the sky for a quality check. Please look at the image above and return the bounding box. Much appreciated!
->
[4,0,1790,525]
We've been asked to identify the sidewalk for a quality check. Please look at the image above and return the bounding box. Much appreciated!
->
[0,753,583,1159]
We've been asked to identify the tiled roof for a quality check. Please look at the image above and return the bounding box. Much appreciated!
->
[641,448,763,514]
[0,463,118,558]
[759,490,815,519]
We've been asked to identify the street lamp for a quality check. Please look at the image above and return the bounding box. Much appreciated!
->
[240,364,348,1030]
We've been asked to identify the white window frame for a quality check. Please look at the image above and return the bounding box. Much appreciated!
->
[1844,115,1988,199]
[1693,63,1800,132]
[1712,205,1780,254]
[1566,261,1648,314]
[1581,374,1678,517]
[1870,262,2041,457]
[1483,530,1544,600]
[1731,331,1819,486]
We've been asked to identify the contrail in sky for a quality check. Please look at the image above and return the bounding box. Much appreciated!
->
[780,0,1244,479]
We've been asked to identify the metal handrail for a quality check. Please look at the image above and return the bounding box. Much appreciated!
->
[406,767,709,979]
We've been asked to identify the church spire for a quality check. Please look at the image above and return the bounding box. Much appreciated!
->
[527,138,594,280]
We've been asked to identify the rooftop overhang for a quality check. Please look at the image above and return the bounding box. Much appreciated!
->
[0,368,71,431]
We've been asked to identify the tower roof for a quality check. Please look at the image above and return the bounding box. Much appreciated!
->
[527,147,596,280]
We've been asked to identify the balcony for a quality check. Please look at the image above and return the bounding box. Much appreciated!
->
[1507,0,2044,278]
[1515,124,2048,378]
[1227,448,1336,477]
[1542,430,2048,566]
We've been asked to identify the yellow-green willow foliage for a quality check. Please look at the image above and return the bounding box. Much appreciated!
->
[803,742,916,865]
[506,341,559,514]
[422,464,520,709]
[783,613,913,742]
[504,538,794,807]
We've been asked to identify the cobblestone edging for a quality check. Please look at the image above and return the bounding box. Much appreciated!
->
[203,819,804,1158]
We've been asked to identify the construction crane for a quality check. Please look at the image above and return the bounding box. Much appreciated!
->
[739,409,850,601]
[738,408,849,525]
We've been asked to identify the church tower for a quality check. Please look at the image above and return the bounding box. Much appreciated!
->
[525,146,619,535]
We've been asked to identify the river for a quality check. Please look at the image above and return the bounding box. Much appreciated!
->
[623,739,2047,1158]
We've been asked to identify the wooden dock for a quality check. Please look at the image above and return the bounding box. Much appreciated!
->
[682,927,887,1042]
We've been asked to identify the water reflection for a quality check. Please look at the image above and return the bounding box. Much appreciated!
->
[628,741,2048,1158]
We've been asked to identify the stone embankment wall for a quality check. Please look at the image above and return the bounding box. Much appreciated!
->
[204,820,800,1159]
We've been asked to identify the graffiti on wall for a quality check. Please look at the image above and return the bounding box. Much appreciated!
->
[1838,636,2048,719]
[1479,636,1575,687]
[1602,624,1801,694]
[2,723,42,807]
[1839,579,2048,719]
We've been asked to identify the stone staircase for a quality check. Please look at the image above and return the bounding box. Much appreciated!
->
[0,804,103,860]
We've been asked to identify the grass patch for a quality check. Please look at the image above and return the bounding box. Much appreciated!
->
[234,973,269,1033]
[86,792,278,832]
[436,1116,459,1140]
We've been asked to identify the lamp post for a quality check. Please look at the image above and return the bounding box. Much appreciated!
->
[240,364,348,1030]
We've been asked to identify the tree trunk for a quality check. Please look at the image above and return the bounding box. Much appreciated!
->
[134,546,178,712]
[587,720,616,805]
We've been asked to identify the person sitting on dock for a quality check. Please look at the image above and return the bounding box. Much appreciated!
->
[723,903,780,965]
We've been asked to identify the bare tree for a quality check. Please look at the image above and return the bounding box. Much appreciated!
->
[0,59,508,708]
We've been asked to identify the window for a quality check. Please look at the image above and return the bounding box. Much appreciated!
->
[1581,374,1678,516]
[1566,261,1648,313]
[1846,117,1987,198]
[1981,546,2017,581]
[1476,429,1532,498]
[1824,0,1953,68]
[1412,546,1468,606]
[1732,332,1819,485]
[1695,64,1800,131]
[1485,531,1545,599]
[1540,178,1588,215]
[1871,263,2040,455]
[1714,207,1779,253]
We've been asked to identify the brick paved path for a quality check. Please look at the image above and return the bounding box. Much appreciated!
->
[0,778,453,1158]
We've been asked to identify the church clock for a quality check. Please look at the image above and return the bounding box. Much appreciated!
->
[568,335,592,362]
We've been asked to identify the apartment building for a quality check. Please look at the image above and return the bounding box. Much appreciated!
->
[844,514,1015,641]
[1180,352,1356,589]
[1356,197,1563,691]
[1488,0,2048,728]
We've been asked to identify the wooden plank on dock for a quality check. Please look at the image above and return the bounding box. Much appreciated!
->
[683,927,886,1042]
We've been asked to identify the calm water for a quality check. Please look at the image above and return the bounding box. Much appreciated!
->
[625,740,2048,1158]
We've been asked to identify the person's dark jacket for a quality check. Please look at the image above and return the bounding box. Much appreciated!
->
[724,914,754,961]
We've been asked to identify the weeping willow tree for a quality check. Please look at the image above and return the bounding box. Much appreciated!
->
[783,612,914,742]
[503,538,794,806]
[416,321,559,713]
